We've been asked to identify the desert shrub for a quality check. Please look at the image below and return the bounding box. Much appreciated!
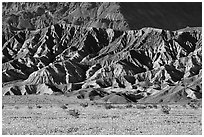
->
[188,101,201,109]
[36,104,42,109]
[27,106,33,109]
[111,115,119,119]
[182,104,187,108]
[104,103,114,109]
[90,102,95,106]
[153,104,158,109]
[67,127,79,133]
[15,106,20,109]
[136,104,147,109]
[60,104,68,109]
[125,104,133,108]
[68,109,80,118]
[80,102,88,108]
[161,105,171,114]
[147,104,154,109]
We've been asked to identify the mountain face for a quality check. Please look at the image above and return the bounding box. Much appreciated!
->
[2,2,202,104]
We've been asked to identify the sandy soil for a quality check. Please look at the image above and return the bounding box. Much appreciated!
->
[2,95,202,135]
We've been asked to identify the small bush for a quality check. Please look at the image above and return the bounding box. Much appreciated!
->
[104,104,114,109]
[125,104,133,108]
[147,104,153,109]
[153,104,158,109]
[15,106,20,109]
[161,105,171,114]
[188,102,200,109]
[111,115,119,119]
[2,104,4,109]
[91,101,98,106]
[36,104,42,109]
[67,127,79,133]
[68,109,80,118]
[136,104,147,109]
[28,106,33,109]
[182,104,187,108]
[60,104,68,109]
[80,102,88,108]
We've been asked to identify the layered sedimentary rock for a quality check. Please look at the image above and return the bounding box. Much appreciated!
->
[2,2,202,103]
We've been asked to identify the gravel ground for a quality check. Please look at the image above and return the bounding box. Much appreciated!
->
[2,98,202,135]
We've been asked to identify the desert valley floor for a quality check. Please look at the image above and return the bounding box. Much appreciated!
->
[2,95,202,135]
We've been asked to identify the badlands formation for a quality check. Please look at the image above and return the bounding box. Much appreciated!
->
[2,2,202,104]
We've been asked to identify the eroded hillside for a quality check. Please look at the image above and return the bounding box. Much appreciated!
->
[2,2,202,104]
